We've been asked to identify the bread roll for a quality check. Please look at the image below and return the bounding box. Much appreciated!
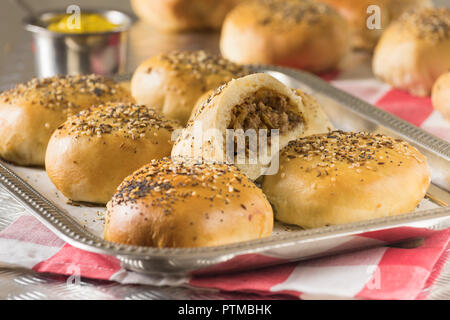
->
[45,103,179,204]
[220,0,350,73]
[130,0,242,32]
[262,131,430,229]
[131,50,251,125]
[373,8,450,96]
[432,71,450,122]
[172,73,331,180]
[0,75,133,166]
[104,158,273,247]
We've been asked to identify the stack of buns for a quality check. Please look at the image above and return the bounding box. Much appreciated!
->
[0,46,432,248]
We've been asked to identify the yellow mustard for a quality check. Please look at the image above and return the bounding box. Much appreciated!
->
[47,13,119,33]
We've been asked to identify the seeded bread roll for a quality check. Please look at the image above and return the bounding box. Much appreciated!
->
[432,71,450,122]
[373,8,450,96]
[220,0,350,73]
[131,50,251,125]
[172,73,331,180]
[45,103,179,204]
[0,75,134,166]
[104,158,273,247]
[130,0,242,32]
[262,131,430,229]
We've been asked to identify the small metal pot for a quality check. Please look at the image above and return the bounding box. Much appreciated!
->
[24,9,134,77]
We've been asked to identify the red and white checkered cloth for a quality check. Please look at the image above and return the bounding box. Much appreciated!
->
[0,63,449,300]
[0,215,448,299]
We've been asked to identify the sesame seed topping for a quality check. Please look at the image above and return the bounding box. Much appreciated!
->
[250,0,337,28]
[110,157,261,215]
[0,74,130,113]
[398,8,450,41]
[57,103,179,139]
[281,131,419,177]
[159,50,251,79]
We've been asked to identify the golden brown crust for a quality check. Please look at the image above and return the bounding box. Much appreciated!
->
[220,0,350,73]
[104,158,274,247]
[130,0,243,32]
[45,103,179,204]
[373,8,450,96]
[432,71,450,122]
[0,75,134,166]
[131,50,251,125]
[262,131,430,228]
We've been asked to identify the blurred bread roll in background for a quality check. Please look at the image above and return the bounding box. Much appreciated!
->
[432,71,450,122]
[131,50,251,125]
[373,8,450,96]
[0,75,133,166]
[372,8,450,96]
[220,0,350,73]
[104,158,273,247]
[45,103,179,204]
[130,0,243,32]
[262,131,430,228]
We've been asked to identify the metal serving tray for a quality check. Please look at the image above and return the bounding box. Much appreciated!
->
[0,65,449,276]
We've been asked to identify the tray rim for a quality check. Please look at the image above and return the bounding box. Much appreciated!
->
[0,65,449,260]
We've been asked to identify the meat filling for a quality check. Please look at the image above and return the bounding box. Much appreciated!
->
[228,89,303,134]
[227,89,303,158]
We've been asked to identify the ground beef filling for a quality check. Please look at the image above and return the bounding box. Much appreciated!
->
[227,89,303,158]
[228,89,303,134]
